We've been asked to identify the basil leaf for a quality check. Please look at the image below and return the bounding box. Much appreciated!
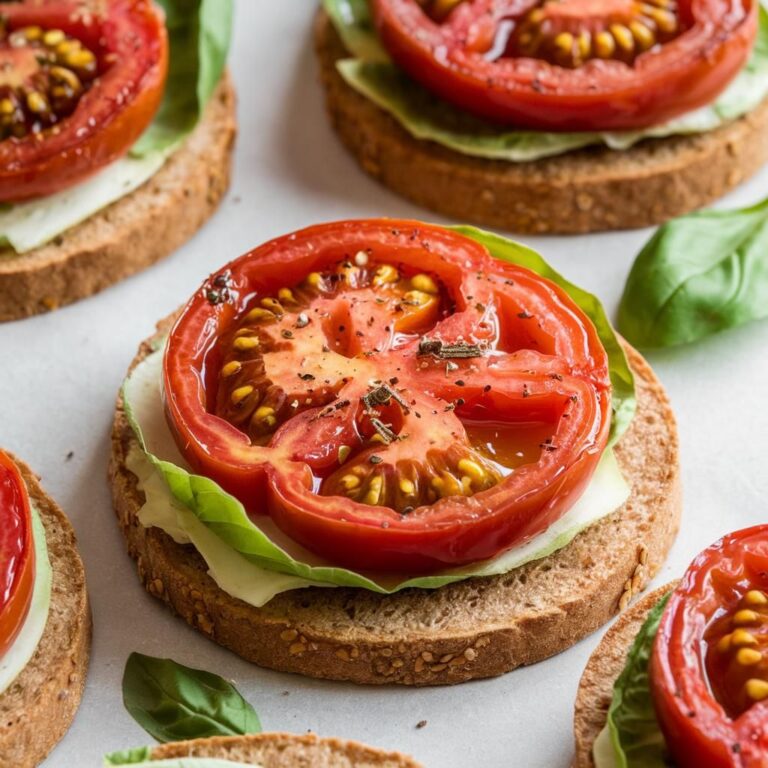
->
[103,746,153,766]
[618,197,768,348]
[606,593,671,768]
[122,653,261,744]
[131,0,233,156]
[452,226,636,446]
[324,0,768,162]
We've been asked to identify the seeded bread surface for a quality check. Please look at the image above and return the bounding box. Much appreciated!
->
[0,74,237,322]
[571,584,677,768]
[109,314,680,685]
[150,733,421,767]
[314,10,768,234]
[0,454,91,768]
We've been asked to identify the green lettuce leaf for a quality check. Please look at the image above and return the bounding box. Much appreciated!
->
[0,0,233,253]
[122,653,262,744]
[131,0,233,156]
[324,0,768,162]
[618,196,768,348]
[122,230,634,602]
[596,593,672,768]
[104,747,154,766]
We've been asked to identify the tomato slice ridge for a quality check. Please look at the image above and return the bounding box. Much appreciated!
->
[372,0,757,130]
[651,526,768,768]
[0,451,34,660]
[164,220,611,572]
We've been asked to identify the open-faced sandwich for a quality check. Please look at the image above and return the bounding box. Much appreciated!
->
[573,525,768,767]
[315,0,768,234]
[0,0,236,322]
[0,449,90,767]
[105,652,422,767]
[110,219,681,685]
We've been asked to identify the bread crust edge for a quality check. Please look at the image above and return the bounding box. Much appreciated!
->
[314,10,768,234]
[0,454,91,768]
[0,74,237,322]
[108,313,680,686]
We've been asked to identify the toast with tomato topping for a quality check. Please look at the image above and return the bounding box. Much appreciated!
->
[109,313,680,685]
[132,733,421,767]
[315,9,768,234]
[576,528,768,766]
[0,453,90,768]
[0,74,236,322]
[572,585,674,768]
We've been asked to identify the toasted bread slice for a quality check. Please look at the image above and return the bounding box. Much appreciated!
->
[314,10,768,235]
[146,732,421,767]
[0,75,237,323]
[572,583,677,768]
[109,316,680,686]
[0,454,91,768]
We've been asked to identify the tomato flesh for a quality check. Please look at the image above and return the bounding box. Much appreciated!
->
[651,526,768,768]
[164,220,611,572]
[0,0,168,202]
[372,0,757,131]
[0,451,34,660]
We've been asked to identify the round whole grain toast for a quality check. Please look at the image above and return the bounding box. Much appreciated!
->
[148,733,421,768]
[109,315,681,686]
[572,583,677,768]
[0,454,91,768]
[314,10,768,235]
[0,74,237,323]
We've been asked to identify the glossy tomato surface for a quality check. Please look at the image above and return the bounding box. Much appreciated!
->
[0,0,168,202]
[0,450,34,659]
[371,0,757,131]
[163,220,612,572]
[651,525,768,768]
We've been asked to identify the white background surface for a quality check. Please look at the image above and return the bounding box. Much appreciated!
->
[2,3,768,766]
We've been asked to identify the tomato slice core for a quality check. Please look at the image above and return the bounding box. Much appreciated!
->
[0,451,34,659]
[372,0,757,130]
[651,526,768,768]
[0,0,168,202]
[164,220,611,572]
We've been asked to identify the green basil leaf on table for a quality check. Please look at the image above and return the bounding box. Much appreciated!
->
[122,653,262,744]
[618,198,768,348]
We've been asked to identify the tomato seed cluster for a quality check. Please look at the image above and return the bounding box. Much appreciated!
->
[512,0,680,67]
[710,589,768,715]
[0,23,98,140]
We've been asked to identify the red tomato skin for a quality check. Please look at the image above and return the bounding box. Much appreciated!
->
[0,0,169,203]
[265,441,606,572]
[164,219,612,573]
[0,450,35,659]
[650,526,768,768]
[371,0,757,131]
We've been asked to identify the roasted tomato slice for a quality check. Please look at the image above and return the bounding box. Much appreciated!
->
[651,526,768,768]
[0,0,168,202]
[371,0,757,131]
[0,450,34,658]
[164,220,611,572]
